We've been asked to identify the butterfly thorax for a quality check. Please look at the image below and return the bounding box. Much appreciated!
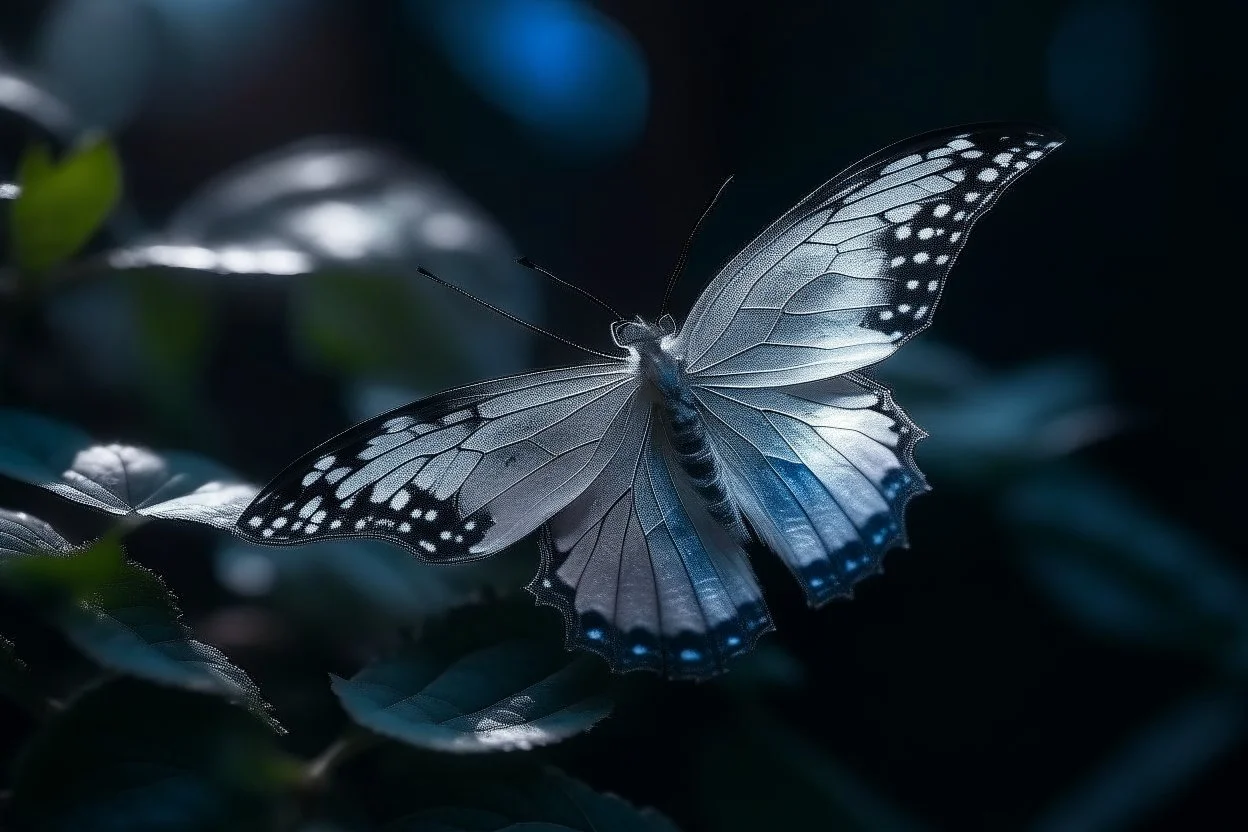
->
[616,317,751,543]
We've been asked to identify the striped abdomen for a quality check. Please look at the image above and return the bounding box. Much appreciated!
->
[662,392,748,540]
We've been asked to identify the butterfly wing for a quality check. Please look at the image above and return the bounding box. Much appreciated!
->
[679,123,1063,603]
[533,400,772,678]
[237,364,641,561]
[675,123,1065,387]
[694,374,926,604]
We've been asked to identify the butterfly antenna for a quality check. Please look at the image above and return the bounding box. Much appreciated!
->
[659,174,734,316]
[517,257,625,321]
[416,266,619,360]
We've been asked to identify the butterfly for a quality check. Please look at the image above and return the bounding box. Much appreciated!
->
[237,123,1064,679]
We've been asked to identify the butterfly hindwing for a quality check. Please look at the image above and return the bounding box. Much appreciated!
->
[238,364,639,560]
[533,403,772,678]
[694,374,926,606]
[676,123,1065,387]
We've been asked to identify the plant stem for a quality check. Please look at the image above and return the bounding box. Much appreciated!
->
[303,728,381,786]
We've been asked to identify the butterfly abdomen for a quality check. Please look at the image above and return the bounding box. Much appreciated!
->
[634,338,749,541]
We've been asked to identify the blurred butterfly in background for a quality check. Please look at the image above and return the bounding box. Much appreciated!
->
[237,123,1063,678]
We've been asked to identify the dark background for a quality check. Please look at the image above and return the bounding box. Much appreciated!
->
[1,0,1245,829]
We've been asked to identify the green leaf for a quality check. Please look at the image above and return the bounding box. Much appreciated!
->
[294,270,469,386]
[1006,468,1248,668]
[0,408,258,530]
[129,270,215,440]
[0,511,280,730]
[10,136,122,274]
[9,680,299,832]
[216,539,529,629]
[696,705,926,832]
[380,765,680,831]
[0,635,45,715]
[333,601,611,753]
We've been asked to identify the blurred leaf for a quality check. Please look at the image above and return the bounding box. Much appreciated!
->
[10,136,121,274]
[216,538,528,629]
[872,338,987,400]
[130,269,214,437]
[381,765,680,832]
[296,270,468,387]
[0,634,45,714]
[0,507,76,559]
[1007,469,1248,668]
[897,358,1120,484]
[0,408,258,529]
[715,643,807,694]
[697,704,926,832]
[0,61,80,145]
[105,137,540,381]
[1033,686,1248,832]
[0,515,280,730]
[333,601,611,753]
[9,679,299,832]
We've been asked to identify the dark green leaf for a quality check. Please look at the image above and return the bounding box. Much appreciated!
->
[902,358,1119,484]
[11,136,122,273]
[0,511,279,730]
[129,269,215,437]
[216,539,529,628]
[0,408,258,529]
[333,602,611,753]
[697,705,926,832]
[871,338,986,399]
[0,634,45,714]
[0,507,76,560]
[9,680,299,832]
[381,765,680,832]
[1007,469,1248,667]
[295,270,469,386]
[1033,686,1248,832]
[715,643,807,694]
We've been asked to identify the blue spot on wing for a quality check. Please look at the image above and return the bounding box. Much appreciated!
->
[561,603,772,679]
[530,518,772,679]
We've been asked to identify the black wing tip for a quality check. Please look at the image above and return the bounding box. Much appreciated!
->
[839,121,1066,185]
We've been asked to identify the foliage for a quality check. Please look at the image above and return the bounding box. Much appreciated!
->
[0,64,1240,832]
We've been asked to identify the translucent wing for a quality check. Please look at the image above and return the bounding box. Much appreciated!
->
[237,364,641,561]
[533,401,773,678]
[695,374,927,604]
[676,123,1064,387]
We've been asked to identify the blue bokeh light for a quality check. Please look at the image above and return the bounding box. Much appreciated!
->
[413,0,649,154]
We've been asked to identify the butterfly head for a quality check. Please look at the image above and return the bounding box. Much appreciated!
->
[611,314,678,349]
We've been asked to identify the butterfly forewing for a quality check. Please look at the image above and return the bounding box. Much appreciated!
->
[238,364,639,560]
[676,124,1065,387]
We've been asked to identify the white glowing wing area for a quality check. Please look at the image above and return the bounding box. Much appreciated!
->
[676,124,1065,388]
[696,374,927,605]
[238,364,641,561]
